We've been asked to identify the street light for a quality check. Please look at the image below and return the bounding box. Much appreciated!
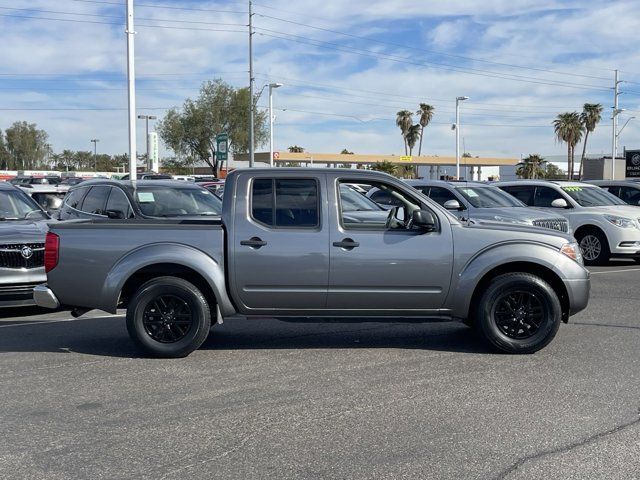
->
[454,96,469,179]
[90,139,99,172]
[137,114,157,171]
[268,83,283,167]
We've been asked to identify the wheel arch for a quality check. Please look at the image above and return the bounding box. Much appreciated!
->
[466,261,570,326]
[99,243,237,316]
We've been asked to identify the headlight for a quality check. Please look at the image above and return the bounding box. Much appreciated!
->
[560,242,583,264]
[493,215,529,225]
[604,214,637,229]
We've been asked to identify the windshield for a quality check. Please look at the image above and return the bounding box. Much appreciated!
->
[562,186,626,207]
[0,190,46,220]
[135,186,222,217]
[455,185,524,208]
[340,185,383,211]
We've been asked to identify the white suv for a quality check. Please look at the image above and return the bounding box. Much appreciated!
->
[497,180,640,265]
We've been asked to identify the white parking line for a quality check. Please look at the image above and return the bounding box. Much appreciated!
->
[0,315,120,328]
[590,267,640,275]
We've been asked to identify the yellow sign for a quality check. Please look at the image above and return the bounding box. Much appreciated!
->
[400,156,412,162]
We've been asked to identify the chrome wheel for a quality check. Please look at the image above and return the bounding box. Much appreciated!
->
[142,294,193,343]
[579,234,601,261]
[493,290,544,340]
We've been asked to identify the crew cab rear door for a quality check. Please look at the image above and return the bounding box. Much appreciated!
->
[230,172,329,313]
[327,175,454,313]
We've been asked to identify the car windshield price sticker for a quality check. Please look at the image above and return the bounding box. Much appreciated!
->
[137,192,155,203]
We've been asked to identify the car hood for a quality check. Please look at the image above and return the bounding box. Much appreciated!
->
[468,207,566,223]
[574,205,640,218]
[0,220,49,244]
[464,220,574,245]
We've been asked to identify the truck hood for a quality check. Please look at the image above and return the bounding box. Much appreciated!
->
[0,220,49,244]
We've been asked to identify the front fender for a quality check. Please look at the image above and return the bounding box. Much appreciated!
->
[99,242,236,316]
[449,241,585,319]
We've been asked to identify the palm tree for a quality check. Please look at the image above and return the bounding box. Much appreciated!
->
[406,124,421,156]
[516,154,547,179]
[578,103,603,179]
[553,112,583,180]
[416,103,435,156]
[396,110,413,155]
[371,160,397,176]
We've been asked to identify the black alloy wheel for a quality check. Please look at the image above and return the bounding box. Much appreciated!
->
[492,290,544,340]
[126,276,212,358]
[142,294,194,343]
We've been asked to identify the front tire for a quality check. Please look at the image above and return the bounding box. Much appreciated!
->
[475,273,561,354]
[126,276,211,358]
[577,229,610,266]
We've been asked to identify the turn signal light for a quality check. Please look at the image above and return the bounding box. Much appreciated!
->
[560,242,583,264]
[44,232,59,273]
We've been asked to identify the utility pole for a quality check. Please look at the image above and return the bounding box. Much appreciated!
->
[137,114,156,170]
[91,139,99,171]
[268,83,282,167]
[455,96,469,179]
[248,0,255,167]
[126,0,137,183]
[611,69,622,180]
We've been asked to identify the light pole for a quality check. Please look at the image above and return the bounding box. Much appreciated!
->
[137,114,157,170]
[616,116,635,173]
[611,107,625,179]
[90,139,99,172]
[126,0,137,183]
[268,83,283,167]
[455,96,469,179]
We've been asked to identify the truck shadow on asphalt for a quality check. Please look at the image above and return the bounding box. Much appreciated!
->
[0,316,493,358]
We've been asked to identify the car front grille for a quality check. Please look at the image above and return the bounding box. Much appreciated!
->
[0,243,45,269]
[532,219,569,233]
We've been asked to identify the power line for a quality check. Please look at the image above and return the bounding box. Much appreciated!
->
[255,13,611,82]
[0,12,247,33]
[62,0,247,14]
[254,29,612,92]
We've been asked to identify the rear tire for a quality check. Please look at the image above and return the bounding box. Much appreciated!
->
[126,276,211,358]
[576,229,610,266]
[475,273,561,354]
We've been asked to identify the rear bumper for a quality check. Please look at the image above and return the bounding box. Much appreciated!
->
[33,284,61,309]
[564,277,590,316]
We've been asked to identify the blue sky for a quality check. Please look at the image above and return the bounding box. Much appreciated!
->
[1,0,639,164]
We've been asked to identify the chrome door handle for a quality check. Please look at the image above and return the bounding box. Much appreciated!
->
[240,237,267,248]
[333,238,360,250]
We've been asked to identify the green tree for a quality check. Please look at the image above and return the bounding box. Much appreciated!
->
[158,79,268,175]
[395,110,413,155]
[340,148,354,154]
[288,145,305,153]
[416,103,435,156]
[371,160,397,176]
[397,165,416,179]
[553,112,583,180]
[406,124,421,156]
[578,103,603,179]
[0,130,11,169]
[516,154,547,179]
[4,121,49,169]
[543,163,566,180]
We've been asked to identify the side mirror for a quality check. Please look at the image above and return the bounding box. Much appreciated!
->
[105,209,125,219]
[443,199,463,210]
[412,210,437,231]
[551,198,569,208]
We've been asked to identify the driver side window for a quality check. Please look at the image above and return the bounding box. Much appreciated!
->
[338,179,426,230]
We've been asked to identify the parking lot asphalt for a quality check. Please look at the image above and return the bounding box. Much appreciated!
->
[0,262,639,480]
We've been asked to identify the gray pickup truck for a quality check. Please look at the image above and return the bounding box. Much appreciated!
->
[35,169,590,357]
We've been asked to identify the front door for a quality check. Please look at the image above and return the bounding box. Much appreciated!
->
[327,177,454,313]
[232,174,330,313]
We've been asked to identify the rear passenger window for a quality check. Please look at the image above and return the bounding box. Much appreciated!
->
[251,178,319,228]
[64,187,89,209]
[501,186,534,205]
[80,186,110,215]
[534,187,564,208]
